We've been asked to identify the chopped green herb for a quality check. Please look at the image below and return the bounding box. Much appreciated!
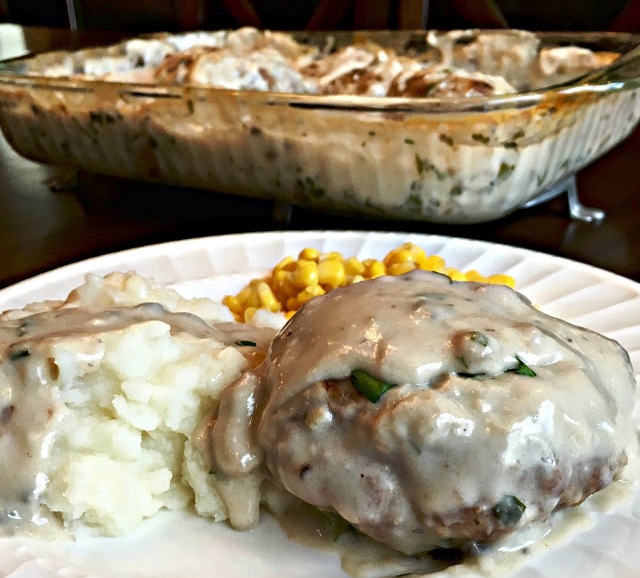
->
[497,162,515,181]
[350,369,395,402]
[493,495,526,526]
[432,165,447,181]
[410,439,423,455]
[249,126,262,136]
[449,184,463,196]
[503,141,519,150]
[302,176,325,198]
[234,340,256,347]
[439,133,454,147]
[509,356,537,377]
[472,133,490,144]
[9,349,30,361]
[404,137,415,145]
[512,129,525,140]
[415,154,447,180]
[470,332,489,347]
[368,130,376,137]
[187,99,195,114]
[405,191,423,211]
[364,197,385,214]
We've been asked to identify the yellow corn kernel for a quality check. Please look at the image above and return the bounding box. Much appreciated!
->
[297,285,325,305]
[292,260,319,288]
[223,295,242,315]
[246,286,261,308]
[321,251,344,262]
[445,268,467,282]
[406,242,427,261]
[272,269,289,290]
[363,259,386,278]
[382,249,398,266]
[275,272,299,299]
[236,286,252,303]
[387,261,417,276]
[298,247,320,262]
[286,296,301,311]
[385,249,416,267]
[488,274,516,288]
[418,254,446,273]
[344,256,365,276]
[465,270,487,283]
[392,242,425,263]
[318,259,346,287]
[222,242,517,323]
[256,281,280,312]
[274,255,295,272]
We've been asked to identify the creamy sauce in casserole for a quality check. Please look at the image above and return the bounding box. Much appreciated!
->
[211,271,637,560]
[39,28,615,97]
[0,303,272,537]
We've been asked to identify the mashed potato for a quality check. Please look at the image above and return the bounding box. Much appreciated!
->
[0,272,269,538]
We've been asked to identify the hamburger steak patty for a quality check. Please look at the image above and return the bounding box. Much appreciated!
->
[212,270,638,555]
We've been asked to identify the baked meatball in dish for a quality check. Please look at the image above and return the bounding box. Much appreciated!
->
[213,270,637,556]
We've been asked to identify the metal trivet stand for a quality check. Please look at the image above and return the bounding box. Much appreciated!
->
[272,174,606,228]
[522,174,605,223]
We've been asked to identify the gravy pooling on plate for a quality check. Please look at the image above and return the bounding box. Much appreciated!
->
[210,270,638,557]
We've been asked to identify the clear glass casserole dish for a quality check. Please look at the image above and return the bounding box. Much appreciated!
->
[0,29,638,224]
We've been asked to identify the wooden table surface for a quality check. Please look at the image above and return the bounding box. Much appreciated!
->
[1,24,639,290]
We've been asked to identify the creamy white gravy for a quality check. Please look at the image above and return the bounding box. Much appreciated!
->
[0,303,272,537]
[210,270,638,566]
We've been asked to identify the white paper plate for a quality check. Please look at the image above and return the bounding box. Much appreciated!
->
[1,230,640,578]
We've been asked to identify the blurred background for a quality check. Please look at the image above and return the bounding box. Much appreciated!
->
[0,0,638,32]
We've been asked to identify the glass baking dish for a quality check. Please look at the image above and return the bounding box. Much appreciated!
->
[0,29,638,224]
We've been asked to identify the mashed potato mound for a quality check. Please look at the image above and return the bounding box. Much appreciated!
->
[0,272,252,537]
